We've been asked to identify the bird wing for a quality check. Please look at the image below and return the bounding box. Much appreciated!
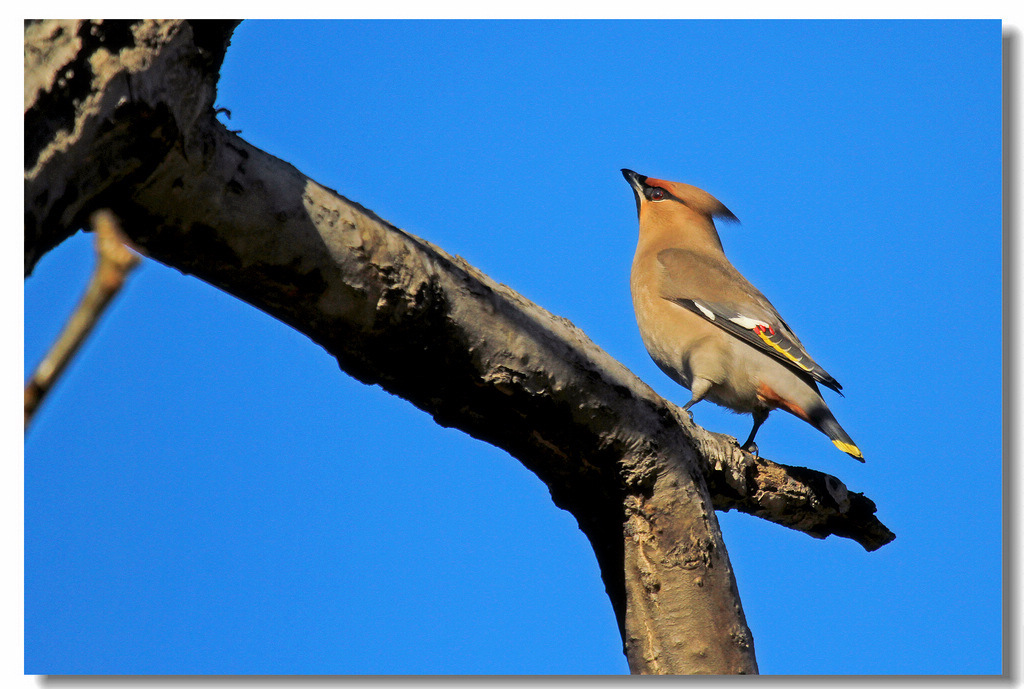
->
[656,248,843,393]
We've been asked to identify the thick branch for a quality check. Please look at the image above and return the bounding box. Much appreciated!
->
[685,414,894,552]
[24,20,893,674]
[24,19,239,274]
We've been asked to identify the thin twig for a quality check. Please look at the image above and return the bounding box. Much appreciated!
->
[25,210,142,429]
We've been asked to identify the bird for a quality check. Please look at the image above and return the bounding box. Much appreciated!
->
[621,168,863,461]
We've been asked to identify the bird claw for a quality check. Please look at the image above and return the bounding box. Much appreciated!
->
[741,440,759,458]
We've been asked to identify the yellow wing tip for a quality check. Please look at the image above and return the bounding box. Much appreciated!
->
[756,330,813,371]
[832,439,864,461]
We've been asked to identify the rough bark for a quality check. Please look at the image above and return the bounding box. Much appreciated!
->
[24,20,893,674]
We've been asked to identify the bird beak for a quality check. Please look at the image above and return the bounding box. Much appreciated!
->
[621,168,648,194]
[621,168,648,216]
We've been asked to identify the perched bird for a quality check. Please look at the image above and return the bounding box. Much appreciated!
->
[621,168,863,461]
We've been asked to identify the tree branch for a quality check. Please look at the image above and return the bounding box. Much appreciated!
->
[24,20,893,674]
[24,210,141,428]
[684,414,894,552]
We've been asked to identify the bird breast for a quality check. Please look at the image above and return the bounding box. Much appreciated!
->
[630,261,764,413]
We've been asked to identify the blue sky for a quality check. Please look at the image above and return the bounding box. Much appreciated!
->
[23,20,1003,675]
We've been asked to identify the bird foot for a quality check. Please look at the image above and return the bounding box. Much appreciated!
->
[741,440,759,458]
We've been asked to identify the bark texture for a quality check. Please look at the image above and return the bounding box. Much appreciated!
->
[24,20,893,674]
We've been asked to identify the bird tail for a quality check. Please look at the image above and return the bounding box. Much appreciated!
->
[810,407,864,462]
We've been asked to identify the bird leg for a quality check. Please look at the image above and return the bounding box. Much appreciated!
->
[741,409,769,457]
[681,378,713,422]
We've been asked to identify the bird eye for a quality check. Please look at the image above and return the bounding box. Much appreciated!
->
[650,188,665,201]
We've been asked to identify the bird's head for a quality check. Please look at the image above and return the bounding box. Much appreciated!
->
[621,169,738,226]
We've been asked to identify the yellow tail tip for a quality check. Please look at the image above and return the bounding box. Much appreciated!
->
[832,439,864,461]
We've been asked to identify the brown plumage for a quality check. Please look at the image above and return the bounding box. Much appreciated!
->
[622,169,862,460]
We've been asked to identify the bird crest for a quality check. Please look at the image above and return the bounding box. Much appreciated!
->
[644,176,739,223]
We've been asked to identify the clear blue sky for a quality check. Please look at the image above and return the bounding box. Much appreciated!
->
[24,20,1003,675]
